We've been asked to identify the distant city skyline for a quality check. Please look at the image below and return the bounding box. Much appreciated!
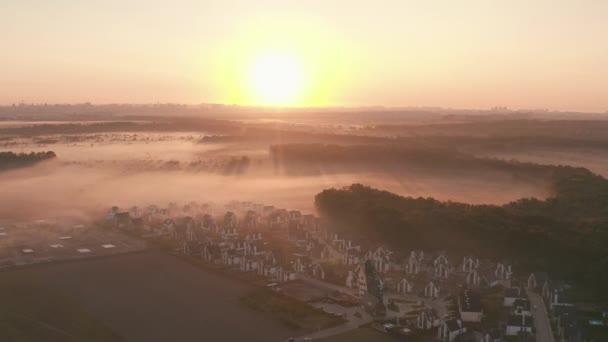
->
[1,0,607,112]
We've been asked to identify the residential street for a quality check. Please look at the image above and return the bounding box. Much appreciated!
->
[528,291,555,342]
[292,275,372,341]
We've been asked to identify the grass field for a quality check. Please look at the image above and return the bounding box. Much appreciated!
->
[240,288,345,331]
[0,250,294,342]
[0,269,124,342]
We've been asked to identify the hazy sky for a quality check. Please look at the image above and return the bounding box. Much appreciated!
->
[1,0,607,111]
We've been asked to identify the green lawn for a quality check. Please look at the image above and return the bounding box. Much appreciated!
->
[0,269,124,342]
[240,288,345,331]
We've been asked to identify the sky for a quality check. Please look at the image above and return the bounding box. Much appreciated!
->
[1,0,607,112]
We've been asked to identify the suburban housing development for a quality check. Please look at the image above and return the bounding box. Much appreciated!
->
[103,200,607,341]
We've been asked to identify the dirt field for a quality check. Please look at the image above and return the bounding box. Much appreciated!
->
[318,327,397,342]
[3,250,294,342]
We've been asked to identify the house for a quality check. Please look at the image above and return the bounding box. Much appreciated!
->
[182,241,202,256]
[416,309,438,330]
[364,246,390,273]
[310,263,325,280]
[505,315,533,336]
[495,262,513,280]
[221,249,242,266]
[161,219,176,234]
[240,255,258,272]
[183,219,199,241]
[131,217,145,231]
[480,331,502,342]
[549,284,575,309]
[202,244,221,263]
[405,259,420,274]
[503,287,524,306]
[245,241,266,256]
[223,211,238,229]
[129,206,141,218]
[310,244,332,261]
[257,260,277,278]
[466,269,482,287]
[527,272,549,292]
[114,212,133,230]
[512,298,532,317]
[293,257,310,273]
[437,319,466,342]
[434,254,449,267]
[245,231,262,241]
[424,280,440,298]
[459,288,483,322]
[397,277,414,295]
[275,264,296,282]
[346,263,368,296]
[342,248,361,266]
[462,256,479,273]
[434,263,449,279]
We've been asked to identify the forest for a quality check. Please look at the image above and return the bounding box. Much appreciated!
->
[0,151,56,171]
[315,164,608,301]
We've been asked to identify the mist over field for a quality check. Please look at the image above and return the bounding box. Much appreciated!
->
[0,125,560,220]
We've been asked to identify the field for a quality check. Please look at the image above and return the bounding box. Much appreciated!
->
[317,327,397,342]
[0,269,124,342]
[0,250,294,342]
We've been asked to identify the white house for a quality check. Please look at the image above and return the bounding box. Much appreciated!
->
[311,263,325,280]
[462,256,479,272]
[435,263,449,279]
[397,277,414,295]
[505,315,533,336]
[438,319,466,342]
[416,310,438,330]
[459,289,483,322]
[424,281,440,298]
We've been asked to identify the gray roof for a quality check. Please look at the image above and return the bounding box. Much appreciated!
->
[459,289,483,312]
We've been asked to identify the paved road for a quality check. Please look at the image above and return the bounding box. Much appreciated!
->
[291,275,372,341]
[528,290,555,342]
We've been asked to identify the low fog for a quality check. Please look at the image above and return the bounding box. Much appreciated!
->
[0,132,553,220]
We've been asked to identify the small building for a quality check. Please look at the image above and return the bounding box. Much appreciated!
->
[310,263,325,280]
[424,280,440,298]
[503,287,524,306]
[459,288,483,322]
[512,298,532,317]
[505,315,533,336]
[438,319,466,342]
[416,309,438,330]
[527,272,549,292]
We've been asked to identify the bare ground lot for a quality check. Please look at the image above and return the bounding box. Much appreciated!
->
[317,327,397,342]
[3,250,294,342]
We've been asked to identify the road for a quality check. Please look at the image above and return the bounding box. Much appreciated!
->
[291,275,372,341]
[528,290,555,342]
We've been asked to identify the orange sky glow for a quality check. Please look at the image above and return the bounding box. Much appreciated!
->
[1,0,607,112]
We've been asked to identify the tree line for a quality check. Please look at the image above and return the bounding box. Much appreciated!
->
[315,165,608,302]
[0,151,56,171]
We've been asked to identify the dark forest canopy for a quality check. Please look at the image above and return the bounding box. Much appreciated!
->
[0,151,56,171]
[269,143,561,180]
[315,165,608,301]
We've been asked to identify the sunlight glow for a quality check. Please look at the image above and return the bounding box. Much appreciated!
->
[249,52,304,106]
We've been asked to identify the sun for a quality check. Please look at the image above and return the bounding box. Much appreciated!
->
[249,52,304,106]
